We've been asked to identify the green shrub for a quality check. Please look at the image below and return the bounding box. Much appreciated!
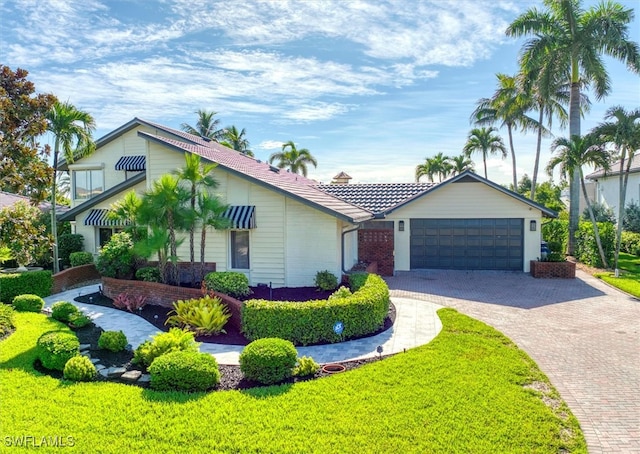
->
[98,330,128,352]
[135,266,161,282]
[348,272,369,291]
[203,271,250,298]
[68,312,91,329]
[149,351,220,392]
[543,252,566,262]
[329,286,352,300]
[96,232,136,279]
[69,251,93,267]
[582,202,616,224]
[12,294,45,312]
[575,221,615,268]
[242,273,390,345]
[293,356,320,377]
[133,328,200,368]
[0,304,15,337]
[240,338,298,385]
[620,231,640,255]
[37,331,80,371]
[623,201,640,233]
[58,234,84,268]
[51,301,80,323]
[0,270,52,303]
[63,355,96,382]
[314,270,338,291]
[542,219,568,255]
[166,296,231,336]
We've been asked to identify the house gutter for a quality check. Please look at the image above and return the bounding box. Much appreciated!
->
[341,224,361,274]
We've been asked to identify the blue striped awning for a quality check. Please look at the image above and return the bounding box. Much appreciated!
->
[84,209,122,226]
[223,205,256,229]
[115,155,146,171]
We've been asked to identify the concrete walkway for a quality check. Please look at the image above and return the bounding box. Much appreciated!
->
[385,269,640,454]
[43,287,442,365]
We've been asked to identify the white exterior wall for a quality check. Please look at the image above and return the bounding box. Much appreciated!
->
[342,228,359,272]
[594,173,640,221]
[385,181,543,273]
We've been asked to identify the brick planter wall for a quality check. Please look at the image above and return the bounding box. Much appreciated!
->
[52,264,101,293]
[358,229,394,276]
[530,260,576,279]
[101,277,242,331]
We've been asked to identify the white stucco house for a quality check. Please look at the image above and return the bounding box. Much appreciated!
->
[58,118,555,287]
[586,155,640,221]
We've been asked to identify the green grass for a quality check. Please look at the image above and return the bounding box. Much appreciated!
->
[595,252,640,297]
[0,310,586,453]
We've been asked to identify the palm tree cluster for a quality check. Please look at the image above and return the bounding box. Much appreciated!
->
[268,141,318,177]
[415,152,474,183]
[181,109,254,157]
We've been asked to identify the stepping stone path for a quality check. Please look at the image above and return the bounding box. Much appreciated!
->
[77,345,148,386]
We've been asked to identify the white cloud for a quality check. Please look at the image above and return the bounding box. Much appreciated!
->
[258,140,285,150]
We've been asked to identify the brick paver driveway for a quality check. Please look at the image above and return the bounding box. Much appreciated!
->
[386,269,639,454]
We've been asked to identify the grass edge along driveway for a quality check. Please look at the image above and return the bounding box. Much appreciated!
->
[0,309,585,453]
[595,252,640,297]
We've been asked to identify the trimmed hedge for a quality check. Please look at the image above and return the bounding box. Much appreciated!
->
[149,351,220,392]
[0,271,52,303]
[0,304,15,337]
[12,294,45,313]
[575,221,615,268]
[203,271,250,298]
[242,273,390,346]
[70,251,93,267]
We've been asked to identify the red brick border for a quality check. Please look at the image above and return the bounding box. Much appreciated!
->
[530,260,576,278]
[52,264,102,293]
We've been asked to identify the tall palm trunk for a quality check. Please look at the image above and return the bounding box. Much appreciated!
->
[506,123,517,190]
[200,226,207,283]
[167,211,178,285]
[530,108,544,201]
[189,185,196,286]
[482,155,488,179]
[581,169,608,268]
[567,58,582,255]
[615,151,634,270]
[50,137,60,273]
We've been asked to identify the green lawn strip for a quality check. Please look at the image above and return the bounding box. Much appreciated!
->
[595,252,640,297]
[0,309,585,453]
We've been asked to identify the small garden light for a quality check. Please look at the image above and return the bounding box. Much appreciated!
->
[376,345,383,360]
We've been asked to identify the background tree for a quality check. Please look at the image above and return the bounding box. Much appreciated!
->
[450,154,475,176]
[181,109,224,141]
[221,125,253,156]
[0,201,49,270]
[462,127,507,178]
[415,153,452,182]
[196,192,230,281]
[507,0,640,255]
[0,66,56,202]
[268,141,317,177]
[107,190,144,241]
[46,101,96,273]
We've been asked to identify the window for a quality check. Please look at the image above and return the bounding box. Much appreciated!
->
[73,169,104,200]
[230,231,250,269]
[98,228,122,248]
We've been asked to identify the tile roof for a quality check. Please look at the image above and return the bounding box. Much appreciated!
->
[0,191,69,214]
[586,154,640,179]
[318,182,435,213]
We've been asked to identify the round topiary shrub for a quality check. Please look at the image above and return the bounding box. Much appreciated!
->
[98,330,128,352]
[68,312,91,329]
[37,331,80,371]
[69,251,94,267]
[149,351,220,392]
[12,294,45,313]
[51,301,80,323]
[239,338,298,385]
[203,271,250,298]
[63,355,96,382]
[314,270,338,291]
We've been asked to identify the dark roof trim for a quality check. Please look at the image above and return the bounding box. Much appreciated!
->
[58,172,146,222]
[138,131,373,224]
[383,170,558,218]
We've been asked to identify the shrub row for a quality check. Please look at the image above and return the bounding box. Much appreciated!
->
[0,271,52,303]
[241,273,390,346]
[0,304,15,337]
[575,222,615,268]
[620,231,640,256]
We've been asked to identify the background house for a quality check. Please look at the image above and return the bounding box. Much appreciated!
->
[586,155,640,221]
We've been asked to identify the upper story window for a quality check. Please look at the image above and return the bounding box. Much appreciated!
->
[73,169,104,200]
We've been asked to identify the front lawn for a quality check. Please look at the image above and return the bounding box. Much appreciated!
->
[0,309,585,453]
[595,252,640,297]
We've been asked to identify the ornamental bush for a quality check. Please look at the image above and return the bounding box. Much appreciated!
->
[542,220,569,255]
[314,270,338,291]
[68,312,91,329]
[166,296,231,336]
[0,271,52,303]
[620,231,640,255]
[51,301,80,323]
[0,304,15,337]
[575,221,615,268]
[135,266,161,282]
[96,232,136,279]
[69,251,93,267]
[98,330,128,352]
[623,201,640,233]
[240,338,298,385]
[37,331,80,371]
[203,271,250,298]
[12,294,45,313]
[133,328,200,368]
[58,234,84,268]
[149,351,220,392]
[63,355,96,382]
[293,356,320,377]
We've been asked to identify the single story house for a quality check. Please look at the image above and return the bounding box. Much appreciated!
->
[59,118,555,286]
[586,155,640,221]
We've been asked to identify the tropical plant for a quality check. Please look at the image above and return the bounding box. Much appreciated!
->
[181,109,224,141]
[415,152,452,183]
[462,127,507,179]
[112,293,147,313]
[220,125,253,156]
[46,101,96,273]
[547,134,612,267]
[196,192,230,281]
[107,190,143,241]
[507,0,640,255]
[449,154,475,176]
[165,295,232,336]
[268,141,317,177]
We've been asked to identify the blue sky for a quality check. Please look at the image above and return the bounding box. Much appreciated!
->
[1,0,639,186]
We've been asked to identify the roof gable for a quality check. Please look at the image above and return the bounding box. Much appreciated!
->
[319,182,435,213]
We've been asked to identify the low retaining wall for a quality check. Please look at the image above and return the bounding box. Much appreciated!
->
[530,260,576,279]
[101,277,242,331]
[53,264,101,294]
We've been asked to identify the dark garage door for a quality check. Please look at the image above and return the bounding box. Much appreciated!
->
[410,218,523,270]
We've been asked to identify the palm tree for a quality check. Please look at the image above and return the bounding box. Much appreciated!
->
[450,154,475,176]
[181,109,224,141]
[591,106,640,271]
[507,0,640,255]
[268,141,317,177]
[471,73,537,190]
[547,134,612,267]
[415,153,452,183]
[46,101,95,273]
[220,125,254,156]
[196,192,230,281]
[107,190,143,241]
[462,127,507,179]
[173,153,219,286]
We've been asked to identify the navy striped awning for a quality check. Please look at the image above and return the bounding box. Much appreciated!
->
[84,209,122,226]
[115,155,146,171]
[223,205,256,229]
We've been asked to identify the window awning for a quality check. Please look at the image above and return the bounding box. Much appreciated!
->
[115,155,146,171]
[84,209,122,226]
[223,205,256,229]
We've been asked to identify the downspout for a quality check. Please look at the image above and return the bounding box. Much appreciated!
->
[341,224,361,274]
